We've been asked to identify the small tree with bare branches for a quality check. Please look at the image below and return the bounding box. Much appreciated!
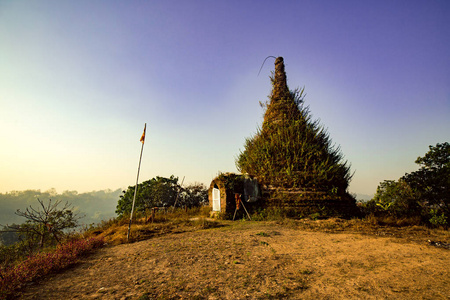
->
[11,199,81,249]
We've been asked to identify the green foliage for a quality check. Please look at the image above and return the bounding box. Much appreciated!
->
[0,240,33,268]
[177,183,209,208]
[429,209,447,227]
[116,176,208,217]
[362,142,449,227]
[116,176,179,217]
[370,179,419,216]
[236,75,352,192]
[217,172,247,194]
[402,142,449,217]
[309,212,321,221]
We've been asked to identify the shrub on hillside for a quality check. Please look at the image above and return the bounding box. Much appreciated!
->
[0,236,104,298]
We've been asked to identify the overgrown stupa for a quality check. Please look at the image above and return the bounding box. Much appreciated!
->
[236,57,358,217]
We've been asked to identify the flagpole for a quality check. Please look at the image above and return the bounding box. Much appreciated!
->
[172,175,185,211]
[127,123,146,241]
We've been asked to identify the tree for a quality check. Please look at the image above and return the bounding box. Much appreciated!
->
[177,183,208,208]
[9,199,81,249]
[116,175,180,217]
[402,142,450,216]
[370,179,418,216]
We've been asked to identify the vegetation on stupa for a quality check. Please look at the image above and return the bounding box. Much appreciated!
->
[236,57,352,194]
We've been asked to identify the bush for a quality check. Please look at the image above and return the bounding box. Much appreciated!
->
[429,209,448,228]
[0,236,104,298]
[0,240,34,268]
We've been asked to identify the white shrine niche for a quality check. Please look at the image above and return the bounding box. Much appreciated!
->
[212,185,220,212]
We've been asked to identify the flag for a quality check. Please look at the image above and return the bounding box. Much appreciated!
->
[140,124,146,144]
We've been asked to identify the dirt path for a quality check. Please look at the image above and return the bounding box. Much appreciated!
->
[18,222,449,299]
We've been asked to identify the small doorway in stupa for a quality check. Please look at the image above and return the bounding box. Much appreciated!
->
[212,184,221,212]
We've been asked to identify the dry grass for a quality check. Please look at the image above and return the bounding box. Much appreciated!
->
[83,207,218,246]
[16,215,450,300]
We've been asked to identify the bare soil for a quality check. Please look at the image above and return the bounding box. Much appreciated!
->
[17,219,450,299]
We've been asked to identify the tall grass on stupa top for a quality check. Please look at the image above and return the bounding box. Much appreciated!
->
[236,57,352,193]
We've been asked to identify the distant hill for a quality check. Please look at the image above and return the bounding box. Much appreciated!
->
[0,189,123,228]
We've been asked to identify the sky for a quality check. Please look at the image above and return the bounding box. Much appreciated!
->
[1,0,449,199]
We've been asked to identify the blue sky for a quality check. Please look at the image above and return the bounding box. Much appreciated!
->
[1,0,449,198]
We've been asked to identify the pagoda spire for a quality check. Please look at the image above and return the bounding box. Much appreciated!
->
[272,57,289,101]
[263,57,300,129]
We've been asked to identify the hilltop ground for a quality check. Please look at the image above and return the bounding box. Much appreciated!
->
[16,218,450,299]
